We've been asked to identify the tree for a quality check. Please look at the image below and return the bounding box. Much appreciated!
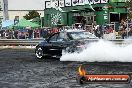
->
[23,10,40,20]
[32,17,41,25]
[126,0,132,18]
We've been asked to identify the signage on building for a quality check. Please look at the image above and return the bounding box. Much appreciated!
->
[45,1,51,8]
[88,0,94,4]
[94,0,100,4]
[72,0,79,6]
[59,0,65,7]
[65,0,72,6]
[101,0,108,3]
[104,15,108,19]
[51,13,62,25]
[78,0,85,5]
[51,0,59,8]
[84,0,88,4]
[45,0,109,9]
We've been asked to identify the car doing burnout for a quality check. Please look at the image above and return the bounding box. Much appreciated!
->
[35,30,98,60]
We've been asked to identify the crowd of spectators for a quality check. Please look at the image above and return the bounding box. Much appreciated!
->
[1,20,132,39]
[84,19,132,39]
[0,27,60,39]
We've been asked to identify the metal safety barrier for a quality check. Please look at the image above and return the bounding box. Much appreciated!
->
[0,39,44,46]
[109,39,132,45]
[0,39,132,47]
[85,39,132,45]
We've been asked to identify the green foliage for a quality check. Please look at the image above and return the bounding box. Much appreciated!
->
[32,17,41,25]
[126,0,132,18]
[23,10,40,20]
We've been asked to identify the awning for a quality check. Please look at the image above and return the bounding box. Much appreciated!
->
[113,8,127,13]
[2,20,14,28]
[14,19,40,29]
[63,4,93,12]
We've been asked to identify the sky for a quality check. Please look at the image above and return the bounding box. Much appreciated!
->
[8,0,49,10]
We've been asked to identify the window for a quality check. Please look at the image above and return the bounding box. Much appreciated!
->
[57,32,68,41]
[94,16,96,21]
[110,13,119,22]
[50,34,59,41]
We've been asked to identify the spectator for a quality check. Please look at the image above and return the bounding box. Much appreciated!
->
[28,29,33,39]
[107,26,113,33]
[21,32,26,39]
[41,29,48,38]
[5,30,9,39]
[0,30,4,38]
[128,26,132,37]
[36,29,40,38]
[14,30,18,39]
[121,29,127,39]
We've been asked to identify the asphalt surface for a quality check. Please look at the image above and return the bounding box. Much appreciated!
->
[0,49,132,88]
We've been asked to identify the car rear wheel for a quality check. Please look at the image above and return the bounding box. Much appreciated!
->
[35,47,44,61]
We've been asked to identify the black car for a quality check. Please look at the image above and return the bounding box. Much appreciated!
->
[35,30,97,60]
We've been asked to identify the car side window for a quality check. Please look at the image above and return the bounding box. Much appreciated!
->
[57,32,67,41]
[49,34,59,42]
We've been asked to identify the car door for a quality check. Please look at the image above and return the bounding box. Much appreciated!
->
[56,32,71,49]
[47,32,70,56]
[47,33,60,55]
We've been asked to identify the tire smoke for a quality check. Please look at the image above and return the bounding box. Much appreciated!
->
[60,40,132,62]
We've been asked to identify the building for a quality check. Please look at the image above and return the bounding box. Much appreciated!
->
[2,0,9,20]
[44,0,127,29]
[0,0,9,21]
[0,0,44,20]
[0,10,44,20]
[0,1,2,18]
[0,1,2,28]
[0,9,44,20]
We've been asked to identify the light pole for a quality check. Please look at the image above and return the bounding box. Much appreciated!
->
[0,3,2,29]
[127,8,129,38]
[39,13,43,28]
[0,17,2,30]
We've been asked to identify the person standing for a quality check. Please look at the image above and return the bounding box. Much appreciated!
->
[28,29,33,39]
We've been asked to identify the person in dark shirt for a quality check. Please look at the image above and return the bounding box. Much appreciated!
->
[14,30,18,39]
[28,29,33,39]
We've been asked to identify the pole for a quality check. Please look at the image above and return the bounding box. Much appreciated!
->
[114,22,115,31]
[127,8,129,38]
[41,17,43,28]
[127,18,129,38]
[2,0,9,21]
[0,18,2,30]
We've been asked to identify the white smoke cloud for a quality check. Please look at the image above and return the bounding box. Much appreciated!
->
[60,40,132,62]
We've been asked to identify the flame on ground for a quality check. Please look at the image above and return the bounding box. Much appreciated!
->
[78,65,86,76]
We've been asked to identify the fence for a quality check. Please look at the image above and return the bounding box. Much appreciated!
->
[0,39,132,47]
[0,39,44,49]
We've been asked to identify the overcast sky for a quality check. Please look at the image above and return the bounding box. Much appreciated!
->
[8,0,49,10]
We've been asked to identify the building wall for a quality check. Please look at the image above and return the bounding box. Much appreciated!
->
[44,9,63,27]
[44,1,127,27]
[0,10,44,20]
